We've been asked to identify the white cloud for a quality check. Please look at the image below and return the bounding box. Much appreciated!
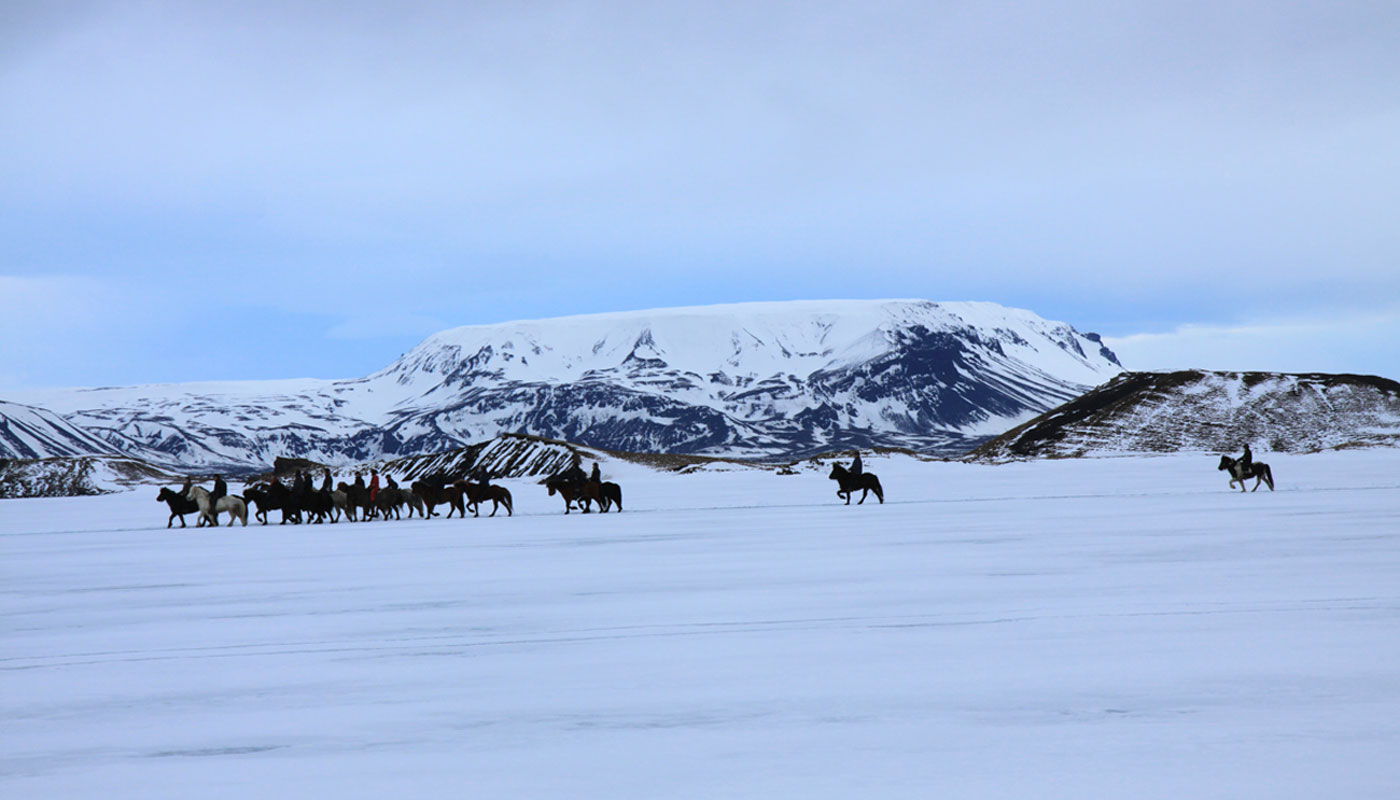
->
[1104,310,1400,379]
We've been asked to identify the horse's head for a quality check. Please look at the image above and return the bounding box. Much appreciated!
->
[1218,455,1234,471]
[157,488,174,502]
[547,483,558,496]
[828,463,847,479]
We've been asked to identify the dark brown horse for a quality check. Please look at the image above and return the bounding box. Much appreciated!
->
[1218,455,1275,492]
[544,476,581,513]
[413,479,466,518]
[544,476,622,513]
[828,463,884,505]
[460,481,514,517]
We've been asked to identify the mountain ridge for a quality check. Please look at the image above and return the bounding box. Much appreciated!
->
[967,370,1400,460]
[6,299,1123,471]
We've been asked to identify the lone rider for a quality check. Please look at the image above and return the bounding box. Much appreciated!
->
[1239,443,1253,473]
[850,450,863,478]
[589,462,602,485]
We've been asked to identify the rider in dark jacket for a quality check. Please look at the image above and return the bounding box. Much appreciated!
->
[1240,443,1253,473]
[562,453,587,488]
[850,450,863,478]
[590,462,602,484]
[210,474,227,506]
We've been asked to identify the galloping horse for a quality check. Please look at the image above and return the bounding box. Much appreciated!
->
[186,485,249,526]
[460,481,514,517]
[1218,455,1275,492]
[157,487,204,528]
[828,463,884,505]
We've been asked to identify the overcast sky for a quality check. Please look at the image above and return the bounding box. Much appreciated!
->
[2,0,1397,390]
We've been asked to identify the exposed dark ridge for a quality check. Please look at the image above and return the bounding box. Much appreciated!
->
[967,370,1400,460]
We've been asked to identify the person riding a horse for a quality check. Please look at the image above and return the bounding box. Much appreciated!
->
[562,454,587,489]
[850,450,863,478]
[210,474,227,509]
[1239,443,1253,473]
[590,462,602,485]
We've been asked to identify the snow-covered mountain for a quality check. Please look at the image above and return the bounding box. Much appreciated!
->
[0,400,131,460]
[968,370,1400,460]
[8,300,1124,471]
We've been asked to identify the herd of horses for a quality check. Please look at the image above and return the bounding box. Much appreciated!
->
[156,471,621,529]
[154,453,1278,528]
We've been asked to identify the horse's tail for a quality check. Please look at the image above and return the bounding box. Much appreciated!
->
[871,476,884,504]
[1261,464,1275,491]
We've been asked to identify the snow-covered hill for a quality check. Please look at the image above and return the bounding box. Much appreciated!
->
[9,300,1123,471]
[0,455,178,498]
[0,400,131,460]
[968,370,1400,460]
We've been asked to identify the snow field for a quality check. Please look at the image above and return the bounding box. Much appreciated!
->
[3,451,1399,798]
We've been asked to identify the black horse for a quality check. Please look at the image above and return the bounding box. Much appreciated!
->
[461,480,516,517]
[828,463,884,505]
[593,481,623,513]
[157,487,204,528]
[242,484,284,525]
[1218,455,1275,492]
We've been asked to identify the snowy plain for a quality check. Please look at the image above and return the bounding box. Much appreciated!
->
[3,451,1399,799]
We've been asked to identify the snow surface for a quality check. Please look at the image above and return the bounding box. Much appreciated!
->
[4,452,1399,798]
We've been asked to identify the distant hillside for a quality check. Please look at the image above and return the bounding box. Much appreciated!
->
[0,400,131,460]
[0,456,179,499]
[967,370,1400,460]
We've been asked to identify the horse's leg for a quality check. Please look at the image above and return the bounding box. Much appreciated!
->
[857,488,868,505]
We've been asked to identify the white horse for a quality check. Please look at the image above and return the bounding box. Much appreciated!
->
[186,486,249,526]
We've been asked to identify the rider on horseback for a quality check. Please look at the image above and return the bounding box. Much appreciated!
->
[562,453,587,489]
[1239,443,1253,474]
[850,450,863,478]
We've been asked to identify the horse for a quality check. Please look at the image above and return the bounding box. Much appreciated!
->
[242,485,272,524]
[186,485,249,526]
[303,487,334,524]
[828,463,884,505]
[1218,455,1275,492]
[459,481,514,517]
[340,481,376,521]
[597,481,622,512]
[157,487,205,528]
[322,488,347,522]
[413,479,465,519]
[544,476,621,514]
[544,475,585,513]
